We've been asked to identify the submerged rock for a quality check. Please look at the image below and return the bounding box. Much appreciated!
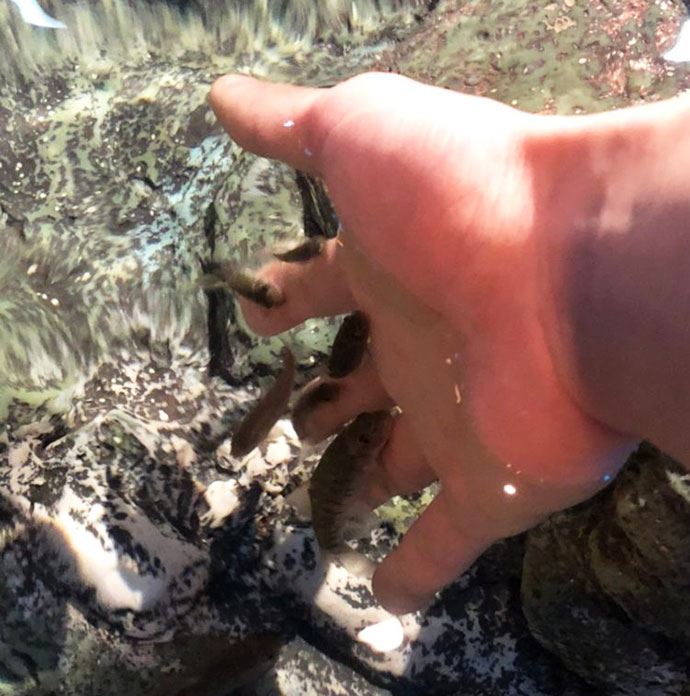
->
[522,444,690,695]
[372,0,690,113]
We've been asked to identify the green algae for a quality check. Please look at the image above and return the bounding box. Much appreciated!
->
[375,484,439,535]
[0,0,437,411]
[376,0,690,114]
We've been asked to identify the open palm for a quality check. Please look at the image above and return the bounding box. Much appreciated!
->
[209,72,634,614]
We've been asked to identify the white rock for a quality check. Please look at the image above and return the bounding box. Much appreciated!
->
[265,437,291,466]
[357,618,405,653]
[201,480,240,529]
[9,0,65,28]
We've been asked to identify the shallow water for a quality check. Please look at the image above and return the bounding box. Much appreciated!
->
[2,1,690,695]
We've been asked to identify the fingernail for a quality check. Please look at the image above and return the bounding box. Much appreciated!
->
[208,74,254,106]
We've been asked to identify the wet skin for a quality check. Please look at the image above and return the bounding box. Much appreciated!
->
[291,379,342,441]
[209,72,637,614]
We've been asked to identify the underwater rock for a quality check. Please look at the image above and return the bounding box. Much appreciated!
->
[155,632,283,696]
[0,368,290,694]
[371,0,690,114]
[522,444,690,696]
[261,515,589,695]
[4,2,559,693]
[249,635,391,696]
[591,444,690,645]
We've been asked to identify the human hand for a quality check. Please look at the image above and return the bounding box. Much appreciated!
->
[209,72,636,614]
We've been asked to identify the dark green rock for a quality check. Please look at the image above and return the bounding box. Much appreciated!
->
[591,444,690,645]
[522,444,690,695]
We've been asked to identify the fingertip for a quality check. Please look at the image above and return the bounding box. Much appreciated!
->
[372,564,434,615]
[236,243,356,336]
[207,73,324,171]
[209,73,252,103]
[208,73,255,128]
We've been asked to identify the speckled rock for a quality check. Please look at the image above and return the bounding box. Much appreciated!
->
[0,3,443,693]
[249,636,392,696]
[522,444,690,696]
[259,510,589,695]
[371,0,690,114]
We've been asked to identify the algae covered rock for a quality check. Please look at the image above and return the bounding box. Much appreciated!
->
[260,519,589,695]
[372,0,690,113]
[591,444,690,644]
[522,443,690,695]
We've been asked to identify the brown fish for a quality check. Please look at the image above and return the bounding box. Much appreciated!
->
[201,260,284,309]
[309,410,393,552]
[294,170,340,239]
[231,347,296,457]
[272,236,325,263]
[327,310,370,378]
[291,379,342,441]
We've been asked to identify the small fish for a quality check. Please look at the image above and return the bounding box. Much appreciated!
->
[309,410,393,553]
[200,260,284,309]
[231,347,296,458]
[291,379,341,441]
[272,236,325,263]
[294,170,340,239]
[327,310,370,378]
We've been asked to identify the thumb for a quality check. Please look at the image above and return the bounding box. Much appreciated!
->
[208,74,327,174]
[372,490,492,615]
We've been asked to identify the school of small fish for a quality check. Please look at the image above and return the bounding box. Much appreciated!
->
[202,171,392,563]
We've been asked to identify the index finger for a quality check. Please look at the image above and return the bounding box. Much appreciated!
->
[208,74,328,174]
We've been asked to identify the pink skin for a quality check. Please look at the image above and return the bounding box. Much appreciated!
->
[208,72,640,614]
